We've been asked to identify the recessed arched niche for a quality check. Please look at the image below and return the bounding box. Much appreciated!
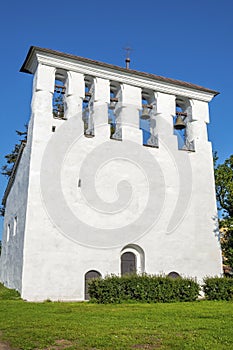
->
[120,244,145,276]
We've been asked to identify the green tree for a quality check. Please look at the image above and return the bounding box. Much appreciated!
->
[214,153,233,269]
[220,218,233,269]
[0,125,27,216]
[1,126,27,178]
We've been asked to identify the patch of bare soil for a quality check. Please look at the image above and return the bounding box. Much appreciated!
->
[0,339,75,350]
[131,340,162,349]
[0,331,13,350]
[41,339,74,350]
[0,341,13,350]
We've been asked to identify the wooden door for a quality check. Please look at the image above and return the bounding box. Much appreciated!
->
[121,252,136,275]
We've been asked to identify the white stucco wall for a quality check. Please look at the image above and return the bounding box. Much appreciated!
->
[1,51,223,301]
[0,118,33,292]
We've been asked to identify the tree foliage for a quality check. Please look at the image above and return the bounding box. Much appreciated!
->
[1,126,27,178]
[0,125,27,216]
[203,276,233,300]
[214,153,233,269]
[221,219,233,269]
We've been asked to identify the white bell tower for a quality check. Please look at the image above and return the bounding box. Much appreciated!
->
[0,46,222,301]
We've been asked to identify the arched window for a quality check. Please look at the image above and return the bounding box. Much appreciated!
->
[84,270,101,300]
[167,271,181,279]
[121,244,145,276]
[121,252,136,275]
[53,70,67,120]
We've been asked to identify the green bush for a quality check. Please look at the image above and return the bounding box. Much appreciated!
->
[203,277,233,300]
[88,274,200,304]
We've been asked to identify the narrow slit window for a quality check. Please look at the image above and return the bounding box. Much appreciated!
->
[7,224,10,242]
[13,216,17,236]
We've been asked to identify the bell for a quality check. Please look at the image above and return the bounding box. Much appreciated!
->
[83,92,91,103]
[109,101,116,110]
[109,97,118,110]
[174,115,186,130]
[141,106,150,120]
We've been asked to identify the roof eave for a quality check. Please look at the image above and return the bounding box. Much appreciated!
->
[20,46,219,97]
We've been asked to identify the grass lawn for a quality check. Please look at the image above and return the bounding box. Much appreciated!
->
[0,285,233,349]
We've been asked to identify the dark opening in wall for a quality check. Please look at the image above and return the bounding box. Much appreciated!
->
[174,102,186,149]
[53,70,67,120]
[108,82,121,140]
[121,252,136,275]
[140,90,158,147]
[83,77,94,137]
[173,96,195,151]
[84,270,101,300]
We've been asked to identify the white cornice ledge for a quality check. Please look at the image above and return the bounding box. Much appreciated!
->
[23,50,217,103]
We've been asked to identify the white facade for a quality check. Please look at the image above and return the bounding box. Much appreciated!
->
[0,47,223,301]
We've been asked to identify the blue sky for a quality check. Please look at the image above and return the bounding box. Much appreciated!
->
[0,0,232,237]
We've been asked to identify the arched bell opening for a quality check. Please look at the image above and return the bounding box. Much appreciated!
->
[108,81,121,140]
[140,90,157,147]
[84,270,102,300]
[174,96,192,150]
[52,69,68,120]
[83,76,94,137]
